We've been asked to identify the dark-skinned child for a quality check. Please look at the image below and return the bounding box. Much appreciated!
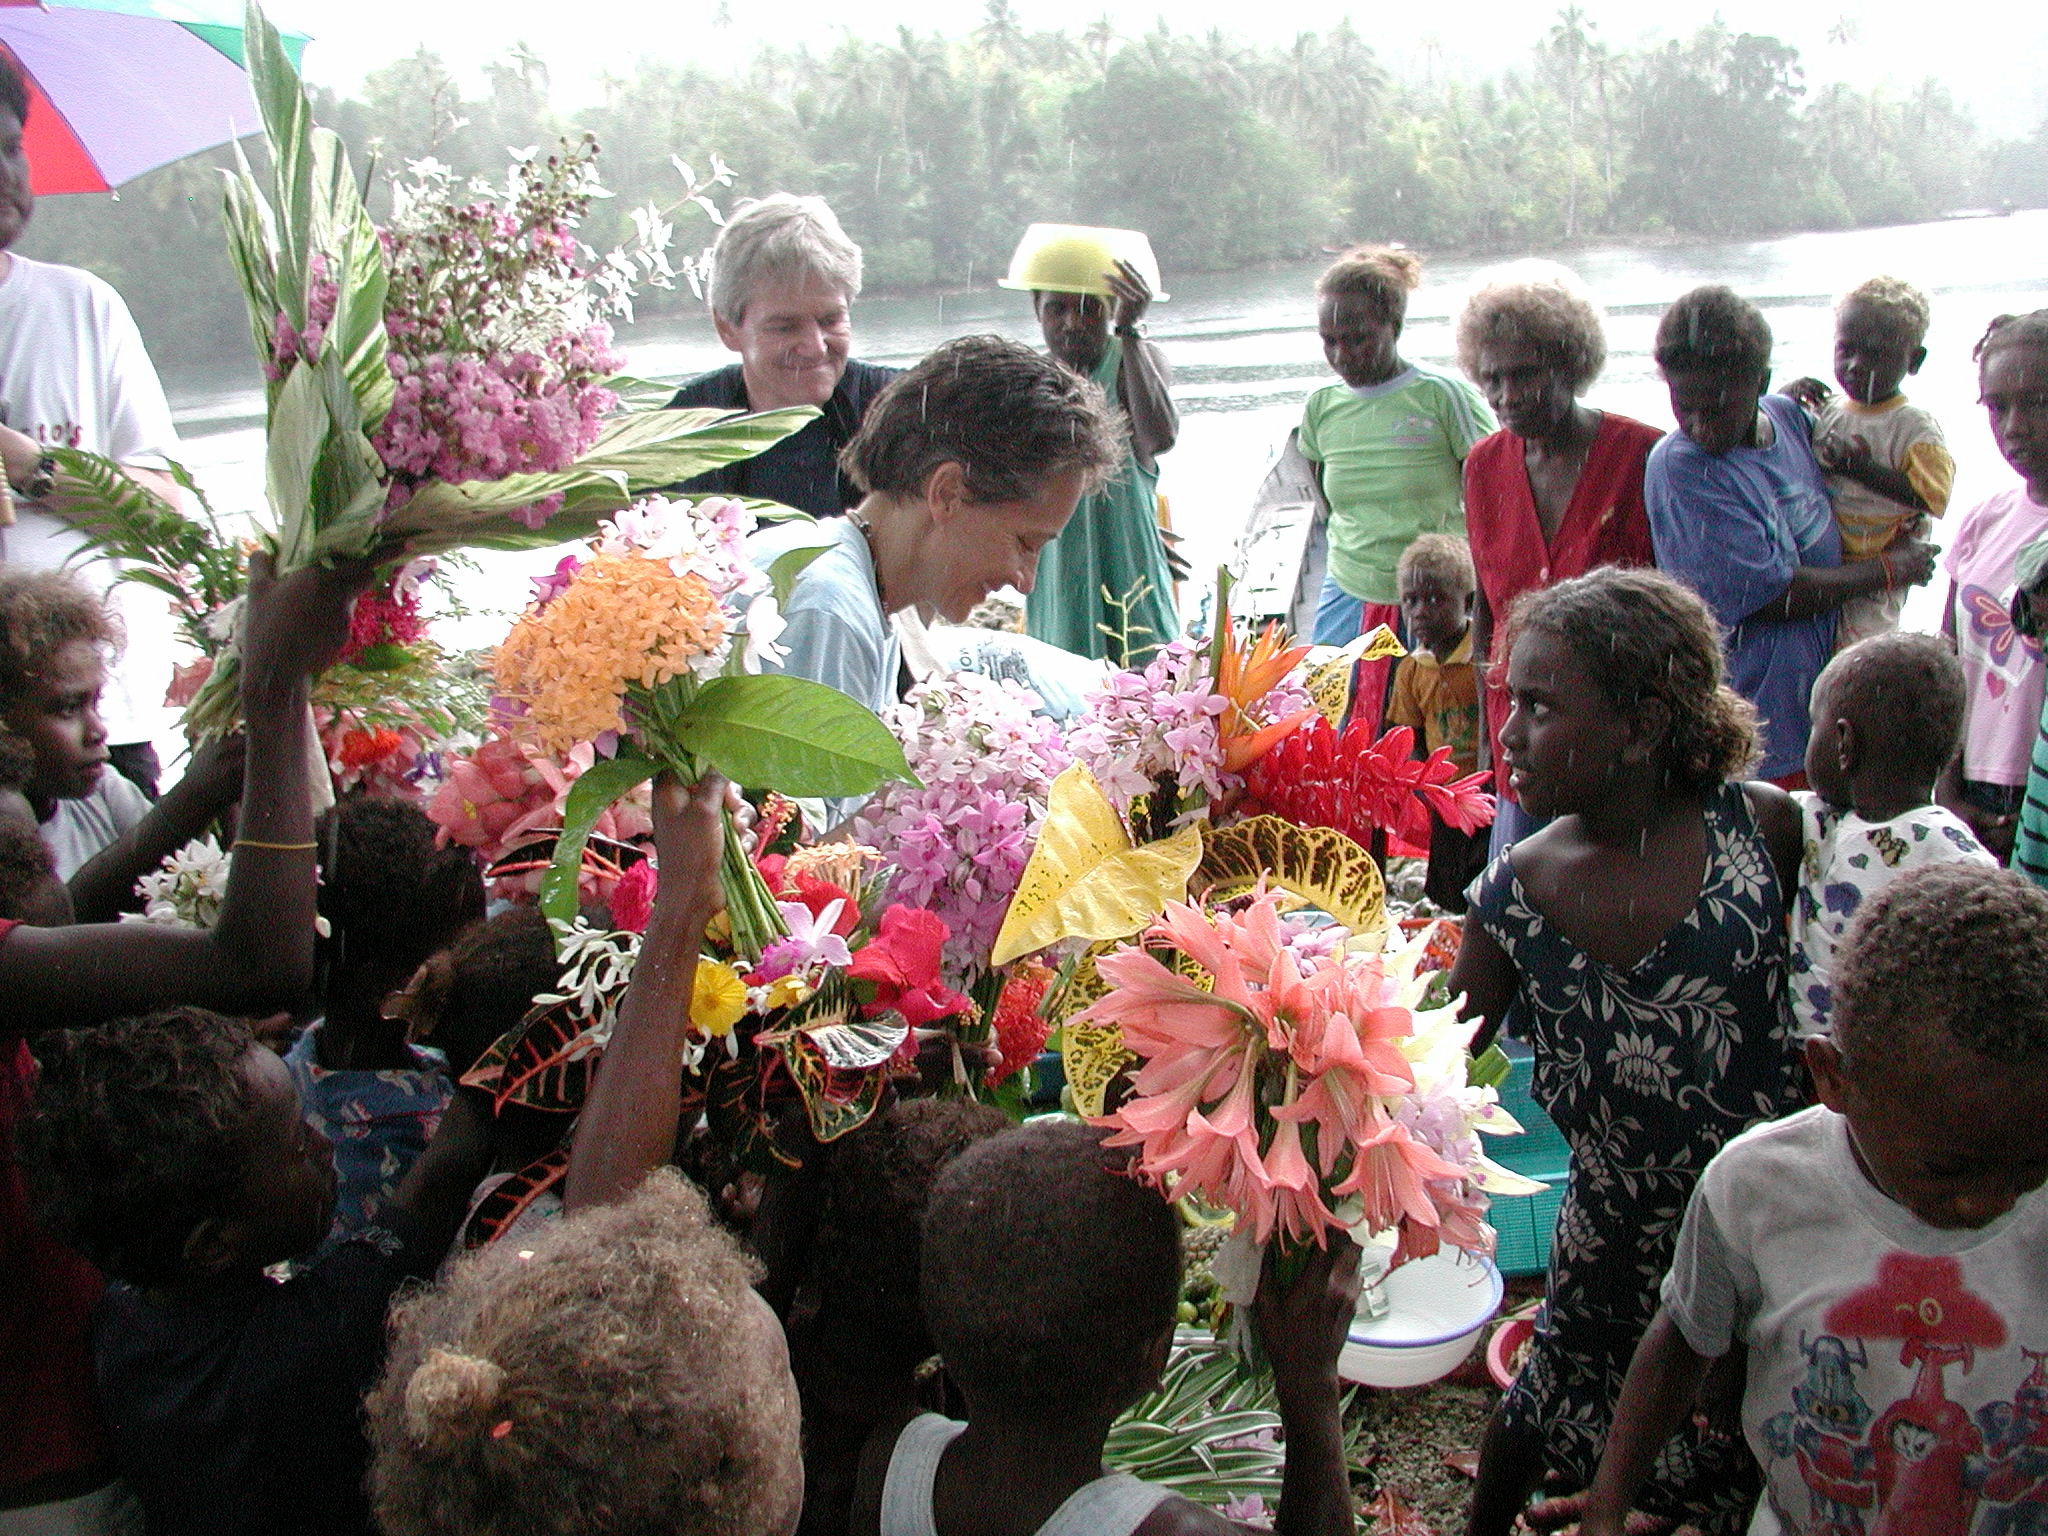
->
[1787,632,1994,1039]
[1449,566,1810,1536]
[1578,864,2048,1536]
[286,796,484,1251]
[0,567,248,920]
[381,903,572,1248]
[1782,276,1955,649]
[1936,310,2048,862]
[0,554,373,1529]
[1386,531,1488,911]
[753,1096,1009,1536]
[848,1119,1362,1536]
[365,773,807,1536]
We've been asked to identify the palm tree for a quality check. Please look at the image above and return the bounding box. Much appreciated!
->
[1082,15,1118,76]
[1544,6,1594,237]
[973,0,1029,70]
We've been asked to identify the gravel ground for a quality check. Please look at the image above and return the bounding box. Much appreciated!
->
[1346,1372,1497,1531]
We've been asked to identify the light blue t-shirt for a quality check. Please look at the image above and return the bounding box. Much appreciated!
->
[1647,394,1839,780]
[747,516,899,825]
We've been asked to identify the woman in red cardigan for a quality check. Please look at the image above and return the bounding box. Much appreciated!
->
[1457,262,1662,854]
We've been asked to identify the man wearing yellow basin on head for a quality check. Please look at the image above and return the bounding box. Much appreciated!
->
[1001,224,1182,665]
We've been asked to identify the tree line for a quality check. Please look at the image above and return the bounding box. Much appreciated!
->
[21,4,2048,376]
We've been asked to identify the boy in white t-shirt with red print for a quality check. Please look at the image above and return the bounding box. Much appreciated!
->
[1577,863,2048,1536]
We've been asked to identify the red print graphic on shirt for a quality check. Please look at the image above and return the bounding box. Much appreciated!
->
[1822,1253,2006,1536]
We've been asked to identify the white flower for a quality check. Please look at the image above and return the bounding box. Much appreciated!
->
[741,592,789,673]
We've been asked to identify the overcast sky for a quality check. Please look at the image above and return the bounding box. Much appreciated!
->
[264,0,2048,138]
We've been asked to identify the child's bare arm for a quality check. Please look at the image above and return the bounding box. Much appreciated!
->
[563,773,726,1214]
[66,734,245,922]
[1257,1239,1363,1536]
[0,555,374,1026]
[1817,434,1928,512]
[1449,918,1518,1053]
[1576,1309,1718,1536]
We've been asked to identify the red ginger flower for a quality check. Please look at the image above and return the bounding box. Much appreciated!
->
[1243,719,1495,848]
[988,961,1056,1085]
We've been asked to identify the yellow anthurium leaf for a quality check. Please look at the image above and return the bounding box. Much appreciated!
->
[1197,815,1386,937]
[991,764,1204,967]
[1301,625,1407,724]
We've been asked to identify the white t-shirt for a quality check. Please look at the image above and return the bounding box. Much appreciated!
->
[1662,1106,2048,1536]
[1788,796,1996,1038]
[0,254,182,744]
[40,767,153,881]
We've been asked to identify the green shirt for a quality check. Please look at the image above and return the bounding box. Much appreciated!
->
[1299,364,1495,605]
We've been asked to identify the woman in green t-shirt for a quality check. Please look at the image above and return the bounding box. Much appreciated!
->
[1300,246,1495,730]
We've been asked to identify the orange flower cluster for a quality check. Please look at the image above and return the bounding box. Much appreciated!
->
[493,553,728,752]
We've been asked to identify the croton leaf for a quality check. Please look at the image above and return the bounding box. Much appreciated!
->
[1196,814,1387,937]
[461,1143,571,1250]
[486,996,609,1115]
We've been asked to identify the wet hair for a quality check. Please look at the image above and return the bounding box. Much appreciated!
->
[1815,632,1964,785]
[1834,865,2048,1073]
[401,905,560,1077]
[319,796,485,980]
[367,1169,789,1536]
[1505,567,1760,795]
[922,1120,1180,1418]
[1316,244,1422,325]
[807,1097,1009,1361]
[1456,259,1608,394]
[0,722,33,792]
[0,816,60,921]
[1654,285,1773,380]
[709,192,863,326]
[1975,309,2048,368]
[1398,533,1476,599]
[1838,276,1931,349]
[0,569,120,709]
[0,46,27,128]
[21,1009,255,1288]
[841,334,1127,506]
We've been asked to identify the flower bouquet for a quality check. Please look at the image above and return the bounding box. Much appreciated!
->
[490,494,913,959]
[56,2,815,736]
[1082,890,1536,1281]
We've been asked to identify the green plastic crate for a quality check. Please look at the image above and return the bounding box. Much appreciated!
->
[1489,1048,1570,1277]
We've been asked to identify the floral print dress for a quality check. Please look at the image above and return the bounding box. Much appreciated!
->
[1470,781,1807,1532]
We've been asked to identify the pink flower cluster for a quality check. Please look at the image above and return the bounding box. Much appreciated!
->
[374,332,620,527]
[373,141,628,528]
[1066,640,1235,813]
[427,732,652,903]
[853,675,1073,985]
[263,255,340,382]
[1087,892,1493,1258]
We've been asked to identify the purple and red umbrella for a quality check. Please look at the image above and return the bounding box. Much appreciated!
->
[0,0,310,194]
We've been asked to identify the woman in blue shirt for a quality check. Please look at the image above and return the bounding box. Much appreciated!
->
[1645,287,1935,785]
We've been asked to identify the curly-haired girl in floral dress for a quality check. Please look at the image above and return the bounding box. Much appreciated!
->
[1448,567,1808,1536]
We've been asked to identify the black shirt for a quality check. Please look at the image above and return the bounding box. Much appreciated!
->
[94,1222,433,1536]
[665,359,900,519]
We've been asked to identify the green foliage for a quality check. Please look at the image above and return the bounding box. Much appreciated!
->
[16,9,2028,379]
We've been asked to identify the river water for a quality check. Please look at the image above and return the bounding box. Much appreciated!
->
[164,211,2048,649]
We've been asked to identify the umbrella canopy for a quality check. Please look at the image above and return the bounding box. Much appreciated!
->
[0,0,310,194]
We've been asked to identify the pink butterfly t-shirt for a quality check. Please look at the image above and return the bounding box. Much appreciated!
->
[1944,485,2048,785]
